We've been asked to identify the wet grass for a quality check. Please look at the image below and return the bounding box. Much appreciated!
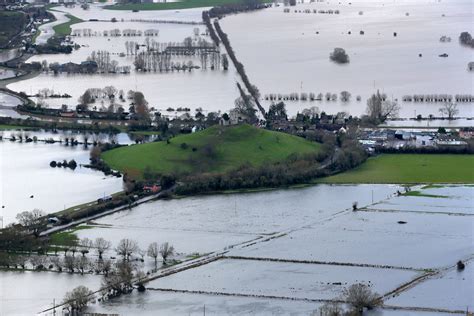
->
[53,14,83,36]
[0,124,34,130]
[320,154,474,184]
[49,225,94,246]
[403,191,449,198]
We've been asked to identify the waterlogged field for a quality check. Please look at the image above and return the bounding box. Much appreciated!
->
[2,184,471,315]
[9,0,474,119]
[147,258,419,300]
[386,260,474,311]
[74,184,399,254]
[0,270,101,316]
[8,5,240,113]
[88,185,471,315]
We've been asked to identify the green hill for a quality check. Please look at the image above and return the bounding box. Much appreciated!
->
[102,124,321,178]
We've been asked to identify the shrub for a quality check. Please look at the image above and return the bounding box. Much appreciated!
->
[343,283,381,312]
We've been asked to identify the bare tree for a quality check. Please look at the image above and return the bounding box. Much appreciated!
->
[439,102,458,120]
[15,209,45,236]
[343,283,381,313]
[159,242,175,264]
[77,256,89,275]
[64,255,76,273]
[94,237,111,259]
[147,242,159,266]
[79,238,93,257]
[63,286,95,312]
[301,106,320,119]
[116,239,138,260]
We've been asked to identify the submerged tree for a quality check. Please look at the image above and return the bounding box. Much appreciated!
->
[147,242,159,267]
[159,242,175,264]
[94,237,111,259]
[63,286,95,312]
[330,48,349,64]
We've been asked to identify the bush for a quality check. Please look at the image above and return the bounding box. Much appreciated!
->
[330,48,349,64]
[344,283,381,312]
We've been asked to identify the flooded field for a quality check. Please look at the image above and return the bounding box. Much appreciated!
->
[74,184,399,254]
[221,0,474,117]
[1,184,471,315]
[0,270,101,316]
[8,5,240,113]
[77,185,474,315]
[8,0,474,118]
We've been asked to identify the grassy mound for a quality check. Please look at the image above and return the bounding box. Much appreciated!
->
[102,124,321,178]
[320,154,474,184]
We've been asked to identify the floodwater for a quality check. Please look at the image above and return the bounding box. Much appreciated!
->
[35,10,69,45]
[0,92,30,119]
[0,130,125,225]
[221,0,474,118]
[75,184,399,254]
[8,5,240,113]
[8,1,474,119]
[0,270,101,316]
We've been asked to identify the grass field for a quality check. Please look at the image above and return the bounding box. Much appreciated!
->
[0,124,34,130]
[102,124,321,178]
[320,154,474,184]
[104,0,268,11]
[52,14,83,36]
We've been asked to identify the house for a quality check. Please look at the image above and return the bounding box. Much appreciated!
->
[61,62,81,73]
[98,196,113,203]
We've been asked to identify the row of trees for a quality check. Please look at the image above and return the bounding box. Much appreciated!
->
[213,20,267,118]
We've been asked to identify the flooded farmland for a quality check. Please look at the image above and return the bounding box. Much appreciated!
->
[8,0,474,118]
[1,0,473,315]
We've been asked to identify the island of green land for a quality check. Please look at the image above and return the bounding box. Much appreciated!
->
[102,124,321,178]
